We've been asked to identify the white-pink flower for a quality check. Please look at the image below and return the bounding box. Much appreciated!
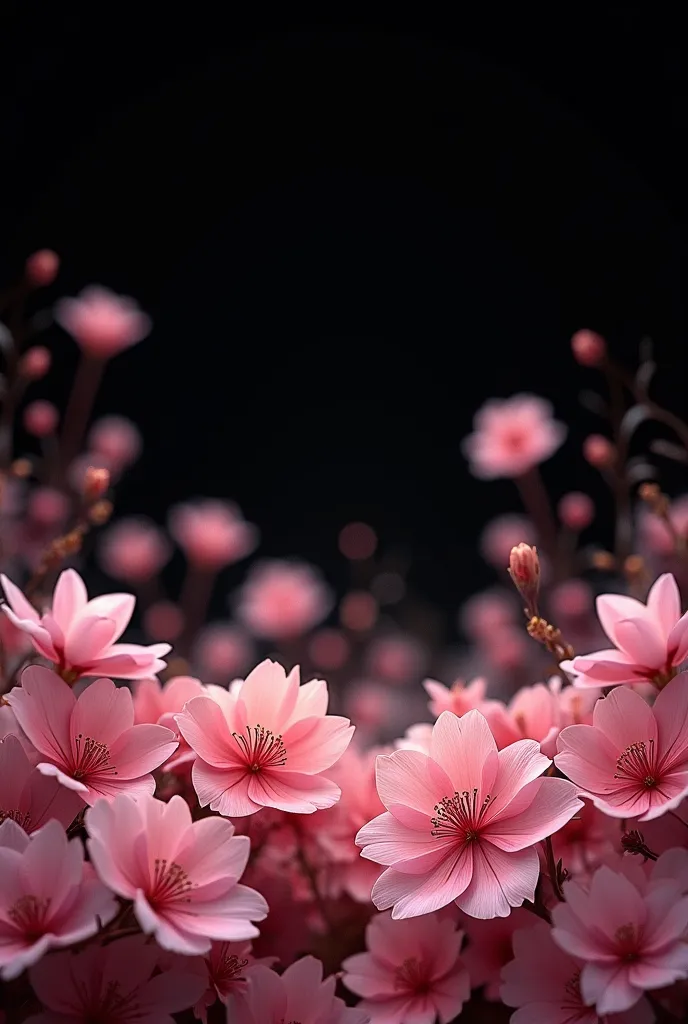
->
[0,734,83,833]
[176,659,354,817]
[6,667,178,805]
[0,568,170,681]
[86,793,268,955]
[26,934,206,1023]
[555,674,688,822]
[168,500,258,570]
[0,818,117,980]
[357,710,582,919]
[561,573,688,689]
[552,864,688,1014]
[226,957,369,1024]
[423,676,487,718]
[54,285,151,359]
[236,560,333,640]
[342,910,470,1023]
[462,394,566,479]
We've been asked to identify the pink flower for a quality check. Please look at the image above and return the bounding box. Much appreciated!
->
[176,659,354,817]
[505,678,565,757]
[6,667,178,804]
[192,623,254,683]
[0,568,171,681]
[462,394,567,479]
[237,560,333,640]
[86,792,268,955]
[181,941,275,1023]
[134,674,206,773]
[226,957,369,1024]
[88,415,142,473]
[98,517,172,584]
[550,799,616,882]
[342,910,470,1023]
[54,285,151,359]
[357,710,582,919]
[0,734,83,833]
[395,723,433,754]
[26,934,206,1023]
[561,574,688,689]
[551,864,688,1014]
[501,919,653,1024]
[169,500,258,570]
[554,674,688,822]
[423,676,487,717]
[638,495,688,558]
[0,818,117,979]
[459,907,531,1000]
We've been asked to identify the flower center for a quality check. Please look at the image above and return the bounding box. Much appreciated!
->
[232,725,287,772]
[92,980,140,1022]
[560,969,590,1023]
[8,894,50,939]
[72,734,118,781]
[614,740,657,788]
[150,859,196,905]
[0,808,32,831]
[214,949,250,984]
[615,923,640,961]
[394,956,430,994]
[431,788,491,843]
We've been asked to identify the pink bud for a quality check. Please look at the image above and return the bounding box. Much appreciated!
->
[583,434,615,469]
[83,466,110,502]
[508,543,540,613]
[558,491,595,531]
[338,521,377,560]
[23,399,59,437]
[24,249,60,288]
[54,285,151,359]
[18,346,52,381]
[571,329,606,367]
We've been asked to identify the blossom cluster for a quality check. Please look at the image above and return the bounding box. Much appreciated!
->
[1,256,688,1023]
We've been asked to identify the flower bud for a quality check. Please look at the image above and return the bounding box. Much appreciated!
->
[508,543,540,614]
[583,434,615,469]
[18,346,52,381]
[83,466,111,502]
[571,329,606,367]
[24,249,60,288]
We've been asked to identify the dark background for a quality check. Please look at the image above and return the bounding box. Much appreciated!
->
[0,5,685,617]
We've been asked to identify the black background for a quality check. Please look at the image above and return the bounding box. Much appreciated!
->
[1,5,685,621]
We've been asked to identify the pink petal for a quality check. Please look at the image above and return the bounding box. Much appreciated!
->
[36,761,88,793]
[89,643,171,679]
[0,608,57,660]
[571,650,642,684]
[52,569,88,628]
[81,593,135,638]
[375,750,449,824]
[580,962,639,1015]
[109,723,178,778]
[454,843,539,918]
[82,774,155,804]
[646,573,681,632]
[63,616,119,668]
[485,740,551,820]
[70,677,134,746]
[592,686,657,750]
[176,697,238,768]
[483,777,582,851]
[179,819,249,885]
[291,677,329,719]
[281,716,354,773]
[85,797,144,897]
[596,593,648,647]
[139,971,208,1015]
[247,769,340,813]
[356,811,455,871]
[191,760,261,816]
[653,673,688,769]
[613,618,666,669]
[6,667,74,766]
[133,891,210,955]
[667,616,688,664]
[430,710,498,793]
[554,724,618,795]
[238,659,299,732]
[25,771,85,832]
[0,574,40,622]
[373,847,473,919]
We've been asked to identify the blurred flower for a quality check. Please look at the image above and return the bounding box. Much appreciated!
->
[54,285,151,359]
[98,516,172,584]
[192,623,253,683]
[583,433,615,469]
[24,249,59,288]
[571,328,607,367]
[88,415,142,473]
[366,634,427,684]
[462,394,566,479]
[169,499,258,571]
[23,399,59,437]
[227,957,368,1024]
[480,514,535,569]
[340,590,378,632]
[558,491,595,531]
[338,521,377,560]
[308,628,350,670]
[237,560,332,640]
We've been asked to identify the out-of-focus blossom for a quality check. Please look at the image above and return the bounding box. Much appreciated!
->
[18,346,51,381]
[342,910,470,1022]
[177,659,354,817]
[23,400,59,438]
[0,734,83,833]
[562,574,688,689]
[345,682,395,733]
[98,516,172,584]
[7,667,177,804]
[134,674,205,773]
[583,434,615,469]
[1,568,170,680]
[558,491,595,531]
[550,578,594,622]
[226,957,368,1024]
[26,487,70,528]
[237,561,333,640]
[192,623,253,684]
[25,249,59,288]
[144,600,185,642]
[571,328,607,367]
[462,394,566,479]
[339,521,377,560]
[86,793,268,955]
[169,499,258,570]
[357,710,582,919]
[308,628,350,670]
[27,934,206,1023]
[459,907,531,1000]
[638,495,688,558]
[501,919,652,1024]
[555,675,688,821]
[340,590,378,632]
[366,635,427,684]
[181,940,275,1023]
[424,675,487,718]
[480,514,535,569]
[0,818,117,979]
[395,722,433,754]
[459,590,517,642]
[552,863,688,1014]
[54,285,151,359]
[88,415,142,473]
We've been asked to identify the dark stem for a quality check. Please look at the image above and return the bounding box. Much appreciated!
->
[295,842,335,934]
[543,835,566,901]
[55,354,106,481]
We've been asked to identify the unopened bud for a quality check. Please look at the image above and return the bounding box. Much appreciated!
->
[24,249,60,288]
[508,543,540,614]
[621,829,658,861]
[591,550,616,572]
[83,466,110,502]
[583,434,615,469]
[18,346,52,381]
[571,329,606,368]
